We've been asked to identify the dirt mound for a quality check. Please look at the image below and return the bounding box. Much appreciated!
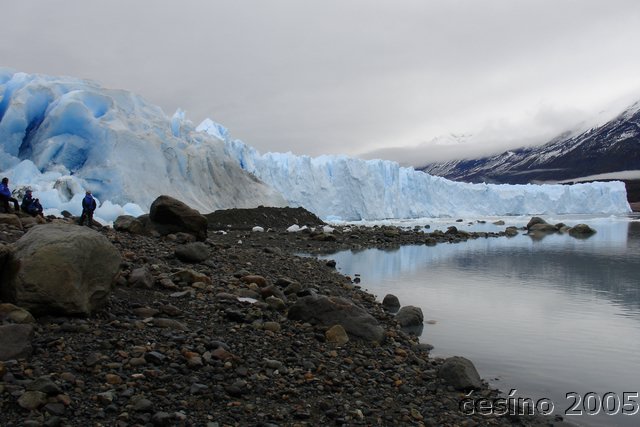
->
[204,206,325,230]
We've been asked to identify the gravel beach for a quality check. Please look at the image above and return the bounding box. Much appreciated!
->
[0,207,574,427]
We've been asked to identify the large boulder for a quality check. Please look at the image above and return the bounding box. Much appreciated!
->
[288,295,385,343]
[149,195,208,241]
[526,216,548,230]
[438,356,483,391]
[0,223,122,316]
[395,305,424,327]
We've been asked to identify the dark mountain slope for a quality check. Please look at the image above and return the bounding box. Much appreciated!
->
[421,102,640,186]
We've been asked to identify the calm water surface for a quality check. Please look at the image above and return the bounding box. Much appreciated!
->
[319,215,640,427]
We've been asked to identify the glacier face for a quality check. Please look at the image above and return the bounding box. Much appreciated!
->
[0,68,632,222]
[0,68,286,221]
[223,140,631,221]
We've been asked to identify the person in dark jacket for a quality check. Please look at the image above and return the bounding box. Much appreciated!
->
[21,189,44,217]
[27,198,44,217]
[0,177,20,213]
[79,191,97,226]
[21,189,34,212]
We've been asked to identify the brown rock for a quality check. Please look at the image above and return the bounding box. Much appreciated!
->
[0,213,23,230]
[325,324,349,346]
[0,303,36,324]
[18,390,48,410]
[149,195,208,241]
[240,275,268,287]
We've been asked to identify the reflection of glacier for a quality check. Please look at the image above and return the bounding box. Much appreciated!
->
[0,69,631,222]
[319,219,640,310]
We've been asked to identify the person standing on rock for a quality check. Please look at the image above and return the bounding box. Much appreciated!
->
[79,190,97,226]
[0,177,20,213]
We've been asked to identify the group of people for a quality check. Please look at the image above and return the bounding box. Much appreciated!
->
[1,176,97,225]
[1,176,44,217]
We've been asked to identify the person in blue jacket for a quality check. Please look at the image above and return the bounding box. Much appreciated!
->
[79,190,97,226]
[0,177,20,213]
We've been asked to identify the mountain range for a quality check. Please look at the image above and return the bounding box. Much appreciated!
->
[420,101,640,203]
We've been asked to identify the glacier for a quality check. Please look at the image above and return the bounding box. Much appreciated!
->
[0,68,632,223]
[221,140,631,220]
[0,68,286,222]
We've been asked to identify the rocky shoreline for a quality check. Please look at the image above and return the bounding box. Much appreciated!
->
[0,204,582,427]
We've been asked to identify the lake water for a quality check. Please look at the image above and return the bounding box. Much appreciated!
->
[318,215,640,427]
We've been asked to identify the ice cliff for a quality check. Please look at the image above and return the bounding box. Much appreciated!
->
[221,140,631,220]
[0,68,285,220]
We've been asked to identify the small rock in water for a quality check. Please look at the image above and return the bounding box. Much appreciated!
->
[382,294,400,312]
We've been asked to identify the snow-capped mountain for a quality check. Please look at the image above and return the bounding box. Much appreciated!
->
[0,68,631,222]
[421,101,640,185]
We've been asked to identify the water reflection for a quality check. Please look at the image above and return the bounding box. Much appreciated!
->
[323,220,640,313]
[316,217,640,427]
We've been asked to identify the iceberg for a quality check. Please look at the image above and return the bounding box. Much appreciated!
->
[0,69,631,223]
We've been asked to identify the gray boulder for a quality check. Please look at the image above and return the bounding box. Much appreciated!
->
[175,242,210,263]
[528,223,558,233]
[149,195,207,241]
[288,295,385,343]
[382,294,400,312]
[569,223,596,238]
[0,223,122,316]
[526,216,548,230]
[396,305,424,327]
[438,356,483,390]
[504,226,519,237]
[128,266,155,289]
[0,323,34,361]
[113,215,148,235]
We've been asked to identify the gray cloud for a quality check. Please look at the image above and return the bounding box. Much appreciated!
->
[2,0,640,165]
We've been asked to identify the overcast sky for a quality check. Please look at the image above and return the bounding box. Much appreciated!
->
[2,0,640,166]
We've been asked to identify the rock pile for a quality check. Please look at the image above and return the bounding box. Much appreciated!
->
[525,216,596,240]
